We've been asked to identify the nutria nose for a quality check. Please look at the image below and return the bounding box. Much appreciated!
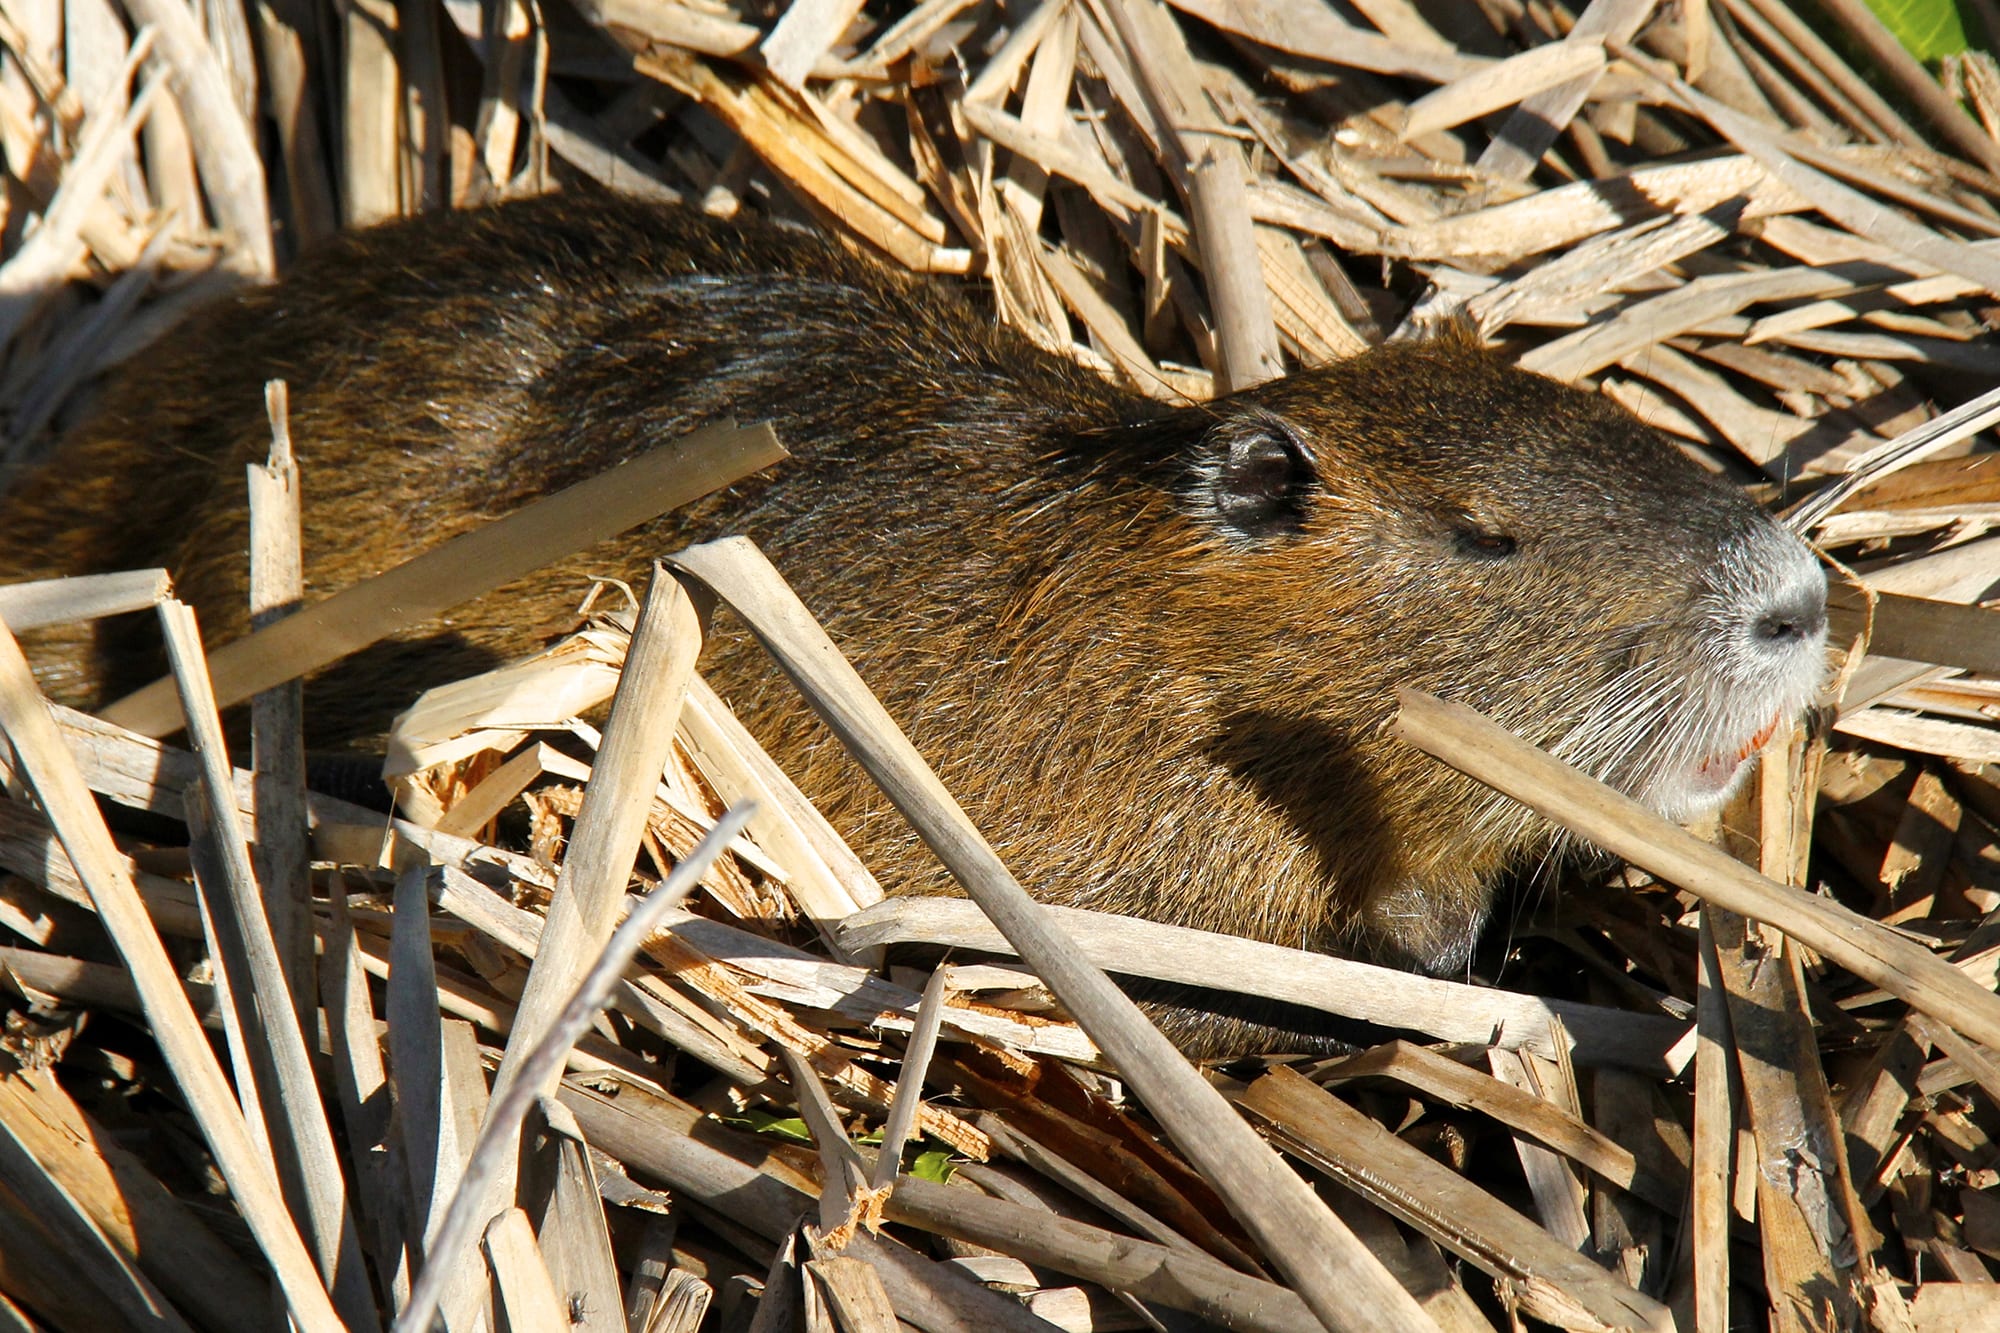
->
[1751,589,1827,647]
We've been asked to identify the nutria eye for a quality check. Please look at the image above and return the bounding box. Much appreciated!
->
[1454,527,1517,559]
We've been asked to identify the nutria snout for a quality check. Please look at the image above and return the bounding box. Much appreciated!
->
[0,191,1828,1054]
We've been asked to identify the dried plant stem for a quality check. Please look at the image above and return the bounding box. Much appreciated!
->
[435,564,708,1325]
[870,964,950,1191]
[396,803,755,1333]
[160,597,379,1331]
[100,420,781,737]
[885,1173,1324,1333]
[249,379,313,1027]
[0,615,344,1331]
[116,0,274,275]
[0,569,170,629]
[1687,915,1733,1333]
[669,535,1439,1333]
[840,895,1681,1069]
[1391,688,2000,1054]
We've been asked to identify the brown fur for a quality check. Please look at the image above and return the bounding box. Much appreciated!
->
[3,191,1820,1055]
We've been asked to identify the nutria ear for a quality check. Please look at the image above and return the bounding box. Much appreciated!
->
[1199,412,1318,541]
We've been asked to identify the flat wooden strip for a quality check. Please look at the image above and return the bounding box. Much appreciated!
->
[1828,588,2000,677]
[99,420,782,738]
[1834,709,2000,766]
[386,864,463,1254]
[1689,917,1733,1333]
[806,1255,900,1333]
[1709,910,1858,1327]
[520,1100,624,1333]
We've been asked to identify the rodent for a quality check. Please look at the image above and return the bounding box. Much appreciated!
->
[2,191,1829,1056]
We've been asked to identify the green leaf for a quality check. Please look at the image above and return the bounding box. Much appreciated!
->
[1863,0,1972,61]
[719,1109,817,1144]
[909,1148,958,1183]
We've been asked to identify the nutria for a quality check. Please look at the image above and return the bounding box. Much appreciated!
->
[2,191,1828,1055]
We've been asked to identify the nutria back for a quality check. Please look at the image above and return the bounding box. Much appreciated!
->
[3,192,1829,1055]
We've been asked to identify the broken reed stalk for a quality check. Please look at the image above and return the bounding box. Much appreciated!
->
[1390,687,2000,1053]
[1783,381,2000,530]
[99,419,783,737]
[779,1045,873,1232]
[0,614,345,1332]
[248,379,314,1026]
[1090,0,1280,391]
[114,0,274,277]
[1622,45,2000,299]
[1239,1067,1674,1333]
[157,597,378,1331]
[395,804,755,1333]
[667,535,1441,1333]
[482,1208,570,1329]
[384,862,464,1266]
[0,1065,269,1331]
[869,963,950,1192]
[886,1170,1325,1333]
[0,569,171,630]
[563,1077,1241,1333]
[838,894,1683,1070]
[439,562,710,1326]
[560,1080,1048,1328]
[1689,915,1733,1333]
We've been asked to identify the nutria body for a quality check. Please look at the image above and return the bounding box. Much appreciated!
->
[4,192,1829,1054]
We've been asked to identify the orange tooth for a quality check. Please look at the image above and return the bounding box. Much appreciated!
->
[1737,715,1781,762]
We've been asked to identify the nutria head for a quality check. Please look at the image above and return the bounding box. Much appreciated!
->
[1060,336,1826,977]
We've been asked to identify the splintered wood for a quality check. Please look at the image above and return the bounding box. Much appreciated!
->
[7,0,2000,1330]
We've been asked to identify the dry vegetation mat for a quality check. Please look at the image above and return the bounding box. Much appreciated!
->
[5,0,2000,1329]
